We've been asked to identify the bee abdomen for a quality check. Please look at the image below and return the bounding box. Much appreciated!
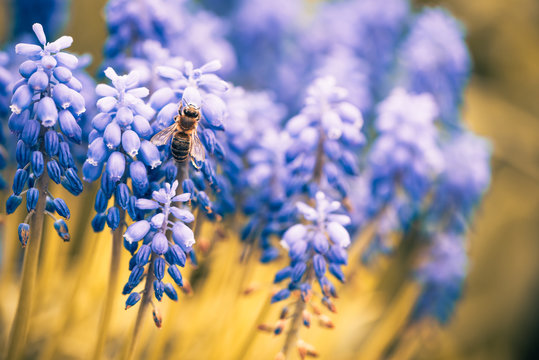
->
[171,132,190,163]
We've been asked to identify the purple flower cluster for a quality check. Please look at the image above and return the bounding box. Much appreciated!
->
[123,180,195,307]
[272,192,350,310]
[6,23,85,244]
[83,67,161,232]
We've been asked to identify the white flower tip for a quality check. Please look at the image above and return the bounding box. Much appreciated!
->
[10,105,21,114]
[150,160,162,169]
[104,67,118,81]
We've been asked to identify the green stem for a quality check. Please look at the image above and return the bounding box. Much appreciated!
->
[91,209,126,360]
[5,170,49,360]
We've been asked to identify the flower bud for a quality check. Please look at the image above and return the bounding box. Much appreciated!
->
[58,110,82,143]
[135,244,151,266]
[16,140,31,167]
[128,265,144,287]
[22,119,40,146]
[59,142,75,168]
[18,223,30,247]
[104,122,121,149]
[8,109,30,133]
[139,140,161,169]
[95,189,108,213]
[151,232,169,255]
[41,55,57,69]
[91,113,111,132]
[106,206,120,229]
[115,183,130,210]
[19,60,38,78]
[153,280,164,301]
[92,213,106,232]
[31,151,44,178]
[44,130,59,156]
[313,254,326,279]
[154,257,165,280]
[124,220,150,243]
[47,160,62,184]
[64,168,82,195]
[132,115,153,139]
[36,97,58,127]
[124,238,138,255]
[172,222,195,249]
[271,289,290,303]
[54,219,70,241]
[274,267,292,283]
[122,130,140,157]
[83,160,103,183]
[52,83,72,109]
[125,292,141,309]
[167,266,183,287]
[53,198,70,219]
[106,151,125,182]
[116,106,133,126]
[26,188,39,212]
[10,85,32,114]
[292,262,307,283]
[12,169,29,195]
[87,137,108,165]
[53,66,72,83]
[129,161,149,196]
[69,90,86,115]
[7,194,23,214]
[28,69,49,92]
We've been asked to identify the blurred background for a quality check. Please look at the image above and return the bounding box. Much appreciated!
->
[0,0,538,359]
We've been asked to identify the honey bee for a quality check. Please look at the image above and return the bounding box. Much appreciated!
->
[151,102,205,168]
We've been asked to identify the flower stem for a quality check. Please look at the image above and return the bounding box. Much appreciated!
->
[123,252,157,360]
[5,170,49,360]
[281,265,314,359]
[92,208,126,360]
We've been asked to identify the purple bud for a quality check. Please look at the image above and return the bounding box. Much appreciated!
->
[16,140,31,167]
[149,87,175,110]
[327,245,347,265]
[274,267,292,283]
[59,142,75,168]
[12,169,29,195]
[124,238,138,255]
[129,161,149,196]
[106,151,125,181]
[136,199,159,210]
[328,264,345,283]
[46,160,62,184]
[52,83,72,109]
[95,84,118,97]
[28,70,49,92]
[125,292,141,309]
[64,168,82,195]
[154,257,165,280]
[313,254,326,279]
[69,90,86,115]
[41,55,57,69]
[122,130,140,157]
[132,115,153,139]
[107,206,120,229]
[135,244,151,265]
[97,96,117,113]
[115,183,130,210]
[128,265,144,287]
[7,194,23,214]
[201,94,225,130]
[172,222,195,249]
[44,130,59,156]
[26,188,39,212]
[58,110,82,143]
[91,113,111,132]
[67,77,83,92]
[292,262,307,283]
[56,52,79,69]
[53,198,70,219]
[83,160,103,183]
[19,60,38,78]
[18,223,30,247]
[54,219,70,241]
[153,280,164,301]
[116,106,133,126]
[15,43,42,57]
[151,232,169,255]
[289,240,307,261]
[92,213,106,232]
[31,151,44,178]
[87,137,108,165]
[8,110,30,133]
[22,120,40,146]
[53,66,72,83]
[104,122,121,149]
[170,207,194,223]
[168,245,186,267]
[313,232,329,254]
[167,266,183,287]
[156,103,177,128]
[327,222,351,248]
[95,189,107,213]
[271,289,290,303]
[164,283,178,300]
[182,86,202,108]
[139,140,162,169]
[124,220,151,243]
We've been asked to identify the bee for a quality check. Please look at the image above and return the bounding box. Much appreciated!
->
[151,102,205,168]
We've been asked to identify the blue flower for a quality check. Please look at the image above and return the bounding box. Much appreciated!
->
[122,180,195,310]
[6,23,86,243]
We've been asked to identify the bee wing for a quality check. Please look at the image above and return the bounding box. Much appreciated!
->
[150,124,176,146]
[189,133,206,169]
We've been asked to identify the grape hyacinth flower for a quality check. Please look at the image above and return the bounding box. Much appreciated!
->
[122,180,195,327]
[269,191,351,358]
[4,22,85,360]
[83,67,158,232]
[7,23,86,243]
[399,8,470,126]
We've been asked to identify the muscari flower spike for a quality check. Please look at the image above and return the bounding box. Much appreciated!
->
[6,23,85,243]
[268,191,351,350]
[122,180,195,324]
[83,66,163,231]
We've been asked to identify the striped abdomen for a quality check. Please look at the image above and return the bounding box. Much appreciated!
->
[171,132,190,163]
